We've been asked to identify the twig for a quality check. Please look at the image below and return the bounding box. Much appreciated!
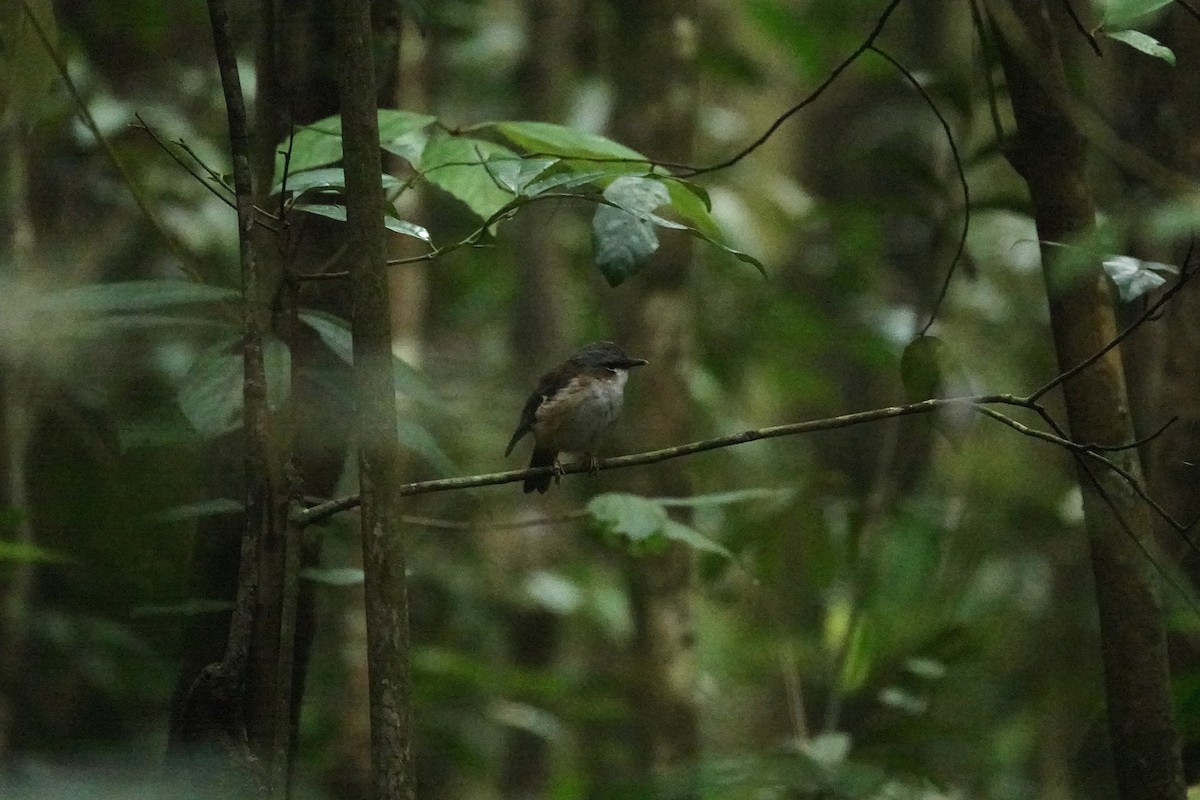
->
[1030,253,1197,402]
[19,0,203,282]
[294,394,1025,526]
[681,0,906,179]
[866,45,972,336]
[1060,0,1102,56]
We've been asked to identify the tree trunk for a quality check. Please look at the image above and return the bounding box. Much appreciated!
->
[335,0,414,797]
[991,3,1185,799]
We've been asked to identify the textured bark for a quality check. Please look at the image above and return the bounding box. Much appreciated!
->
[167,4,282,796]
[335,1,413,797]
[992,3,1185,799]
[609,0,700,793]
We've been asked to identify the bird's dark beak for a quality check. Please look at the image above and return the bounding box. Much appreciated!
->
[620,357,648,369]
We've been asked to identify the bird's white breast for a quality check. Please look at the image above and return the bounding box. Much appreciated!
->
[534,368,630,455]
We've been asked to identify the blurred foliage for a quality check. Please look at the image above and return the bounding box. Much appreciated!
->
[0,1,1196,799]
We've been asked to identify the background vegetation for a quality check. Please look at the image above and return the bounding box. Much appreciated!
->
[1,0,1198,798]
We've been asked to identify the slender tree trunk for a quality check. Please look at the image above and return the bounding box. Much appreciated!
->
[335,1,413,797]
[991,3,1185,799]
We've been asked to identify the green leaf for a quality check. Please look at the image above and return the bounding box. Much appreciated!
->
[37,280,238,314]
[0,540,72,564]
[301,566,365,586]
[1101,254,1177,301]
[587,493,731,558]
[397,415,457,474]
[1096,0,1173,29]
[131,599,236,617]
[1102,28,1175,64]
[154,499,242,522]
[275,109,435,181]
[280,166,404,197]
[419,133,519,221]
[376,108,437,148]
[664,179,766,276]
[293,201,431,241]
[176,337,291,437]
[485,120,649,164]
[298,311,443,409]
[592,177,671,286]
[522,169,609,197]
[276,117,344,178]
[654,488,793,507]
[661,519,734,558]
[485,155,559,194]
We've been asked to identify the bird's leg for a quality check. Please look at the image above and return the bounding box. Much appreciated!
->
[584,453,601,476]
[552,456,565,485]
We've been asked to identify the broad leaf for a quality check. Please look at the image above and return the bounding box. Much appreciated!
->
[485,155,559,195]
[592,176,672,286]
[587,493,731,558]
[298,311,443,409]
[420,133,519,221]
[1102,29,1175,64]
[294,201,431,241]
[486,120,648,163]
[37,280,237,314]
[1096,0,1173,29]
[274,109,435,180]
[664,179,766,276]
[1101,254,1177,301]
[177,337,291,437]
[279,166,404,198]
[131,599,236,617]
[654,488,793,507]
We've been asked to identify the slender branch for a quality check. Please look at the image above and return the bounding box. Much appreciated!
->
[295,394,1024,526]
[19,0,203,282]
[1030,256,1197,401]
[1060,0,1102,56]
[680,0,906,178]
[866,45,972,336]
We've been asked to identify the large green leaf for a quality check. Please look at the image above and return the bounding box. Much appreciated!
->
[274,109,435,181]
[1101,28,1175,64]
[278,166,405,198]
[664,180,766,276]
[293,200,431,241]
[485,120,648,164]
[1096,0,1173,29]
[176,337,291,437]
[298,311,443,409]
[37,280,238,314]
[587,493,731,558]
[592,176,674,286]
[419,133,519,221]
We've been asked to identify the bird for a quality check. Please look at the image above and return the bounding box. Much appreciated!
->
[505,341,648,493]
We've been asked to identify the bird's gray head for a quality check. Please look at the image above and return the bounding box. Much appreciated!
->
[569,341,648,370]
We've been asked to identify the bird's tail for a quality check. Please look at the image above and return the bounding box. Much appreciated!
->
[524,448,556,494]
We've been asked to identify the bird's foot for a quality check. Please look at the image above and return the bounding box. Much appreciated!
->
[552,458,565,486]
[585,454,601,477]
